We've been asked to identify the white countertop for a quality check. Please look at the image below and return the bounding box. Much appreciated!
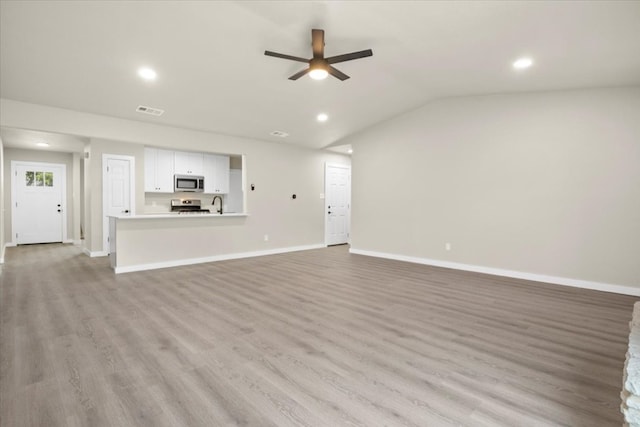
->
[110,212,248,220]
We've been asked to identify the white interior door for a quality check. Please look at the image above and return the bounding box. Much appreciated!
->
[325,163,351,246]
[103,155,135,253]
[12,162,66,244]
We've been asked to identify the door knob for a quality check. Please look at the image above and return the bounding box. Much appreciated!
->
[57,204,61,207]
[57,209,61,212]
[123,209,130,214]
[328,211,332,214]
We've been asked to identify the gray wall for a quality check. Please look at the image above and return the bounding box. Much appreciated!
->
[343,87,640,288]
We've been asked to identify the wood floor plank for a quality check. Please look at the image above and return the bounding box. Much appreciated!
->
[0,243,635,426]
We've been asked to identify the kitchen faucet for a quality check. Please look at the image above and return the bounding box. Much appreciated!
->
[211,195,223,214]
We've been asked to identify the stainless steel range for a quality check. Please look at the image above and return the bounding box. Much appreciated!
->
[170,199,211,214]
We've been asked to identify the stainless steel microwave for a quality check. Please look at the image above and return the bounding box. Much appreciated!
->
[174,174,204,192]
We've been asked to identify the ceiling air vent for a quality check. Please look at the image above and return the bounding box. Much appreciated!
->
[136,105,164,116]
[270,130,289,138]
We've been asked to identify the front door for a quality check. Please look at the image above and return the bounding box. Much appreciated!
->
[325,163,351,246]
[103,155,134,253]
[12,161,66,244]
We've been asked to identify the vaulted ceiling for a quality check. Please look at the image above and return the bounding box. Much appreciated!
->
[1,1,639,152]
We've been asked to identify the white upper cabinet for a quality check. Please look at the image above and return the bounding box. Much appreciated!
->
[174,151,203,175]
[144,147,175,192]
[203,154,230,194]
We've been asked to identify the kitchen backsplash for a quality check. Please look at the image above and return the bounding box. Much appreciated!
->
[144,192,226,214]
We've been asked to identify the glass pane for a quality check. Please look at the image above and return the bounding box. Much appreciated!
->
[25,171,34,186]
[45,172,53,187]
[35,171,44,186]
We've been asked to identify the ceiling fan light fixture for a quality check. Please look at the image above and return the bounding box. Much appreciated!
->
[309,60,329,80]
[309,68,329,80]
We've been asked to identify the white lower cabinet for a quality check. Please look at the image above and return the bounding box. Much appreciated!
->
[203,154,230,194]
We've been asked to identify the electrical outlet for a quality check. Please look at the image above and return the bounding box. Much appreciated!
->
[264,234,269,242]
[445,242,451,251]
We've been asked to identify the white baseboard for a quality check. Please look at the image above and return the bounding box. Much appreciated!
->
[1,242,15,263]
[114,244,326,274]
[82,248,108,258]
[63,239,74,244]
[349,248,640,297]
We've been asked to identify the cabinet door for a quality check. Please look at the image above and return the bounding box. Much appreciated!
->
[214,155,230,194]
[203,154,216,193]
[145,147,175,192]
[175,151,203,175]
[144,147,157,192]
[203,154,229,194]
[155,148,175,192]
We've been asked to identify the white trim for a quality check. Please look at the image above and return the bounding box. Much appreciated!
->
[114,244,325,274]
[349,248,640,297]
[102,154,136,253]
[11,160,68,244]
[4,242,17,248]
[82,247,108,257]
[62,239,74,244]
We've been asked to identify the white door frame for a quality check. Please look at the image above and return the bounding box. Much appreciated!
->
[11,160,68,245]
[324,162,351,246]
[102,154,135,253]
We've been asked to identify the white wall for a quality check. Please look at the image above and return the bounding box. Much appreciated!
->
[0,99,350,256]
[343,87,640,289]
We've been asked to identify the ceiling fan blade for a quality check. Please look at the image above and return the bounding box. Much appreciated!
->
[328,66,350,81]
[288,68,310,80]
[326,49,373,65]
[312,29,325,58]
[264,50,309,63]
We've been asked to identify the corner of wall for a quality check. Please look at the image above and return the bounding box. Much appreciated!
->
[0,134,4,263]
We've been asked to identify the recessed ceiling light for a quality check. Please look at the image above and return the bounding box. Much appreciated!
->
[138,67,157,81]
[317,113,329,122]
[512,57,533,70]
[347,148,353,154]
[36,142,49,147]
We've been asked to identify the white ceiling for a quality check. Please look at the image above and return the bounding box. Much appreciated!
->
[1,1,639,152]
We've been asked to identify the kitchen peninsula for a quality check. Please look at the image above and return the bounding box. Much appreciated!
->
[109,212,248,273]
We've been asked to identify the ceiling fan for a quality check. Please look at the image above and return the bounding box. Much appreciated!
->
[264,29,373,81]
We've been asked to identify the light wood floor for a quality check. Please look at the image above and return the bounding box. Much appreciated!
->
[0,243,635,426]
